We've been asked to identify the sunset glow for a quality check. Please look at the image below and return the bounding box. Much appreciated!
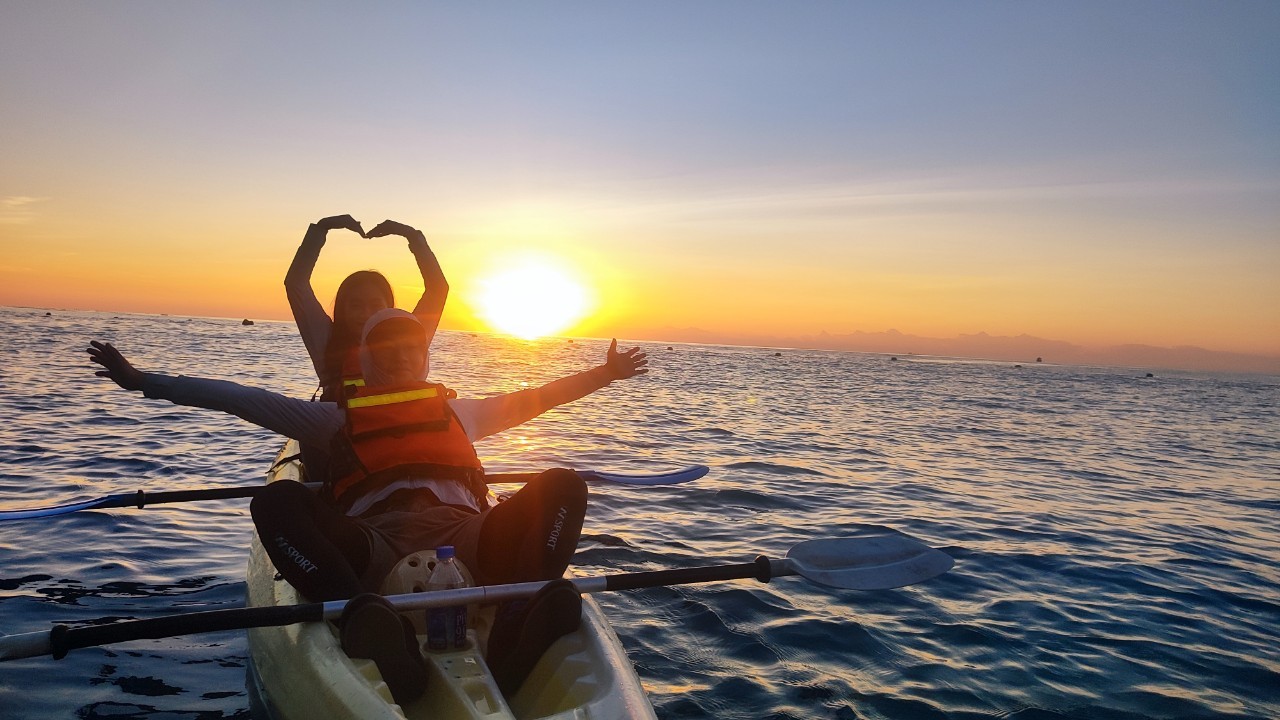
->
[0,5,1277,372]
[472,258,591,340]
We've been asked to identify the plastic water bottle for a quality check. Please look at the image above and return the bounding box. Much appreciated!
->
[426,546,468,650]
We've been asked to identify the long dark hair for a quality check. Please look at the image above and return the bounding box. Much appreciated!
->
[321,271,394,398]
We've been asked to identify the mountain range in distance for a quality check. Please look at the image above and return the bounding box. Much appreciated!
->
[640,327,1280,375]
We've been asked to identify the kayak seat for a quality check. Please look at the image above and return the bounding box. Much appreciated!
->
[381,549,495,647]
[380,550,511,718]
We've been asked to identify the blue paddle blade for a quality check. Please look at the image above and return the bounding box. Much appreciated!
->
[0,497,116,521]
[579,465,709,486]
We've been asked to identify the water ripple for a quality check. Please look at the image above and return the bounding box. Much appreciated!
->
[1,308,1278,719]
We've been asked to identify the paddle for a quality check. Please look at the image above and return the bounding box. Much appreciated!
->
[0,465,709,521]
[0,528,952,661]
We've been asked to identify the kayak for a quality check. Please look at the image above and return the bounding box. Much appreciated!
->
[244,440,657,720]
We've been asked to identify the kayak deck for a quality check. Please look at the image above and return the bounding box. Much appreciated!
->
[245,441,655,720]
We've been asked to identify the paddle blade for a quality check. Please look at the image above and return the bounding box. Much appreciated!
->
[785,532,953,590]
[580,465,708,486]
[0,497,111,521]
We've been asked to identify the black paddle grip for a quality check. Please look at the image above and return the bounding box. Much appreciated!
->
[48,602,326,659]
[602,556,773,592]
[105,486,268,511]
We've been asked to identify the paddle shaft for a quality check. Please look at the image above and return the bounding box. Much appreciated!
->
[84,485,312,511]
[82,476,545,510]
[0,557,786,661]
[0,466,707,521]
[380,556,782,612]
[1,531,953,661]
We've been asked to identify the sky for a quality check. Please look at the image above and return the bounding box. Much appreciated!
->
[2,2,1278,360]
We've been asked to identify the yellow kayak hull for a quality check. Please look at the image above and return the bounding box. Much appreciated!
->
[245,442,656,720]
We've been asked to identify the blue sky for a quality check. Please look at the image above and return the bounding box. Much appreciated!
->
[2,2,1277,356]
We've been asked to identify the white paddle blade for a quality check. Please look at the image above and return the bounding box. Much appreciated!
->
[785,533,953,590]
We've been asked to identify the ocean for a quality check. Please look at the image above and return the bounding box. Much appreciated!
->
[0,305,1277,719]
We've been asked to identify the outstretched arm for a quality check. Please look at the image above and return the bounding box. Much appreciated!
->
[285,215,366,377]
[457,339,648,441]
[366,219,449,345]
[87,341,344,445]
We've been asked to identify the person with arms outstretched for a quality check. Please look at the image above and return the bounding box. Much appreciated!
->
[87,312,648,702]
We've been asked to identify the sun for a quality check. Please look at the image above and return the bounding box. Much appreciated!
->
[473,258,591,339]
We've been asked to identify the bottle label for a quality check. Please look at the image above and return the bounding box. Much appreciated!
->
[427,605,468,650]
[452,605,468,649]
[427,607,448,651]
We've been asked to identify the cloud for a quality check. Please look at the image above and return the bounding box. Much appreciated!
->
[0,196,51,224]
[2,196,49,207]
[606,171,1280,223]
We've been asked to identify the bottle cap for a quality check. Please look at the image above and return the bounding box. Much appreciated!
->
[436,545,455,560]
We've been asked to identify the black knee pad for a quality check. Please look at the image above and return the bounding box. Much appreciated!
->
[542,468,588,504]
[250,480,312,522]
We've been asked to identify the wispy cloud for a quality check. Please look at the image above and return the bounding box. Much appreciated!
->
[0,196,51,225]
[620,173,1280,222]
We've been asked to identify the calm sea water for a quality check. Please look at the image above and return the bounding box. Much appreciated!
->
[1,305,1277,720]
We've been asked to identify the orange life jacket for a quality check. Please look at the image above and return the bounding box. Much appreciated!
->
[339,348,365,391]
[328,382,487,512]
[320,347,366,402]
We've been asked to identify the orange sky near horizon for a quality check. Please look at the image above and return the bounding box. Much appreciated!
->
[2,205,1277,359]
[2,5,1277,361]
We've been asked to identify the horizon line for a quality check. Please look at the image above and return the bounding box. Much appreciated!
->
[6,303,1278,378]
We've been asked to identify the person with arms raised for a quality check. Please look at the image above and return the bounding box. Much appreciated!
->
[286,215,448,401]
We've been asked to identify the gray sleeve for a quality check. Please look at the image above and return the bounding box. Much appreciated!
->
[141,373,344,445]
[284,229,333,379]
[408,235,447,345]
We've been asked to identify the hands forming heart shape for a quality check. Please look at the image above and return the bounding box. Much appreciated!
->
[315,215,421,241]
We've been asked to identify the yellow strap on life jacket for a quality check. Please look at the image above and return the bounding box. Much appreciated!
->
[345,387,440,409]
[343,378,366,388]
